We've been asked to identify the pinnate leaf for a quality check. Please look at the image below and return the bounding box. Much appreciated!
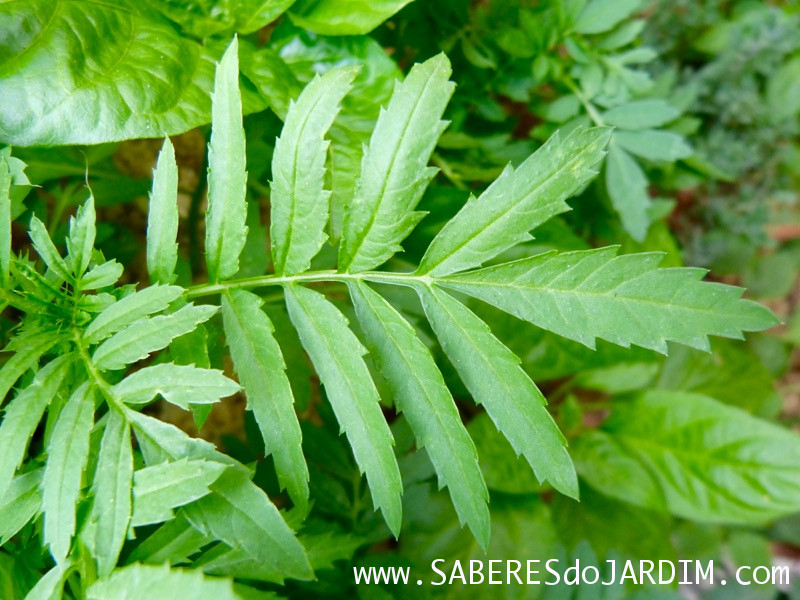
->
[418,285,578,498]
[440,247,779,353]
[284,284,402,535]
[114,363,239,409]
[92,303,217,371]
[147,138,179,285]
[339,54,454,273]
[90,410,133,577]
[42,383,95,563]
[222,290,309,510]
[206,37,248,283]
[419,127,611,276]
[270,67,357,276]
[349,281,490,547]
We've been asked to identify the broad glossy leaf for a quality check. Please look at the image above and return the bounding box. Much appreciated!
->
[28,217,71,281]
[114,363,239,409]
[577,391,800,524]
[605,142,650,241]
[419,127,610,276]
[92,304,217,371]
[206,38,248,283]
[0,469,43,544]
[90,410,133,577]
[42,383,95,563]
[66,196,96,278]
[84,285,184,344]
[418,285,578,498]
[573,0,642,34]
[0,157,9,286]
[602,100,679,130]
[147,138,179,285]
[147,0,296,37]
[222,290,309,509]
[289,0,414,35]
[0,354,73,499]
[183,469,313,582]
[284,285,402,534]
[0,1,253,146]
[339,54,454,273]
[349,282,489,546]
[270,67,356,275]
[440,247,778,353]
[86,563,244,600]
[615,129,692,162]
[131,459,226,527]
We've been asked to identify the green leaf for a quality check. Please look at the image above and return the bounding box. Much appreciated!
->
[441,247,778,353]
[270,67,357,276]
[127,514,213,565]
[339,54,454,273]
[614,129,692,162]
[0,2,269,146]
[42,382,95,563]
[147,138,179,285]
[28,216,71,281]
[90,410,133,577]
[131,459,227,527]
[348,281,489,547]
[284,284,402,535]
[767,55,800,120]
[25,562,72,600]
[605,142,651,241]
[206,37,248,283]
[66,195,96,278]
[0,330,56,401]
[573,0,642,34]
[602,100,680,130]
[0,354,73,500]
[235,0,296,34]
[84,285,184,344]
[92,303,217,371]
[81,261,124,290]
[419,127,611,276]
[0,469,43,544]
[578,391,800,524]
[128,411,240,470]
[418,285,578,498]
[183,469,313,582]
[114,363,239,409]
[222,290,309,510]
[86,563,245,600]
[289,0,414,35]
[0,157,9,286]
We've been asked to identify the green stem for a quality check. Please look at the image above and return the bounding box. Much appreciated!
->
[562,77,606,127]
[186,270,432,299]
[73,329,126,414]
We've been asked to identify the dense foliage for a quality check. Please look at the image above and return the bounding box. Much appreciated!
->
[1,0,798,598]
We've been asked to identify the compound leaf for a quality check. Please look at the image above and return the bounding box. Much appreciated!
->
[42,383,95,563]
[349,281,489,547]
[418,285,578,498]
[92,304,217,371]
[114,363,239,409]
[206,37,248,283]
[222,290,309,510]
[90,410,133,578]
[339,54,454,273]
[271,67,357,276]
[419,127,610,276]
[440,247,779,353]
[86,563,243,600]
[284,284,402,535]
[147,138,179,285]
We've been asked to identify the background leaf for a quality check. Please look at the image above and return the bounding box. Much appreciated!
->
[289,0,414,35]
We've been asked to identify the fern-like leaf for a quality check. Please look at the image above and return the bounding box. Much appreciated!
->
[339,54,455,273]
[440,247,780,353]
[270,67,357,276]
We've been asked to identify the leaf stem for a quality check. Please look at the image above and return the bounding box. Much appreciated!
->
[73,328,126,414]
[186,270,432,298]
